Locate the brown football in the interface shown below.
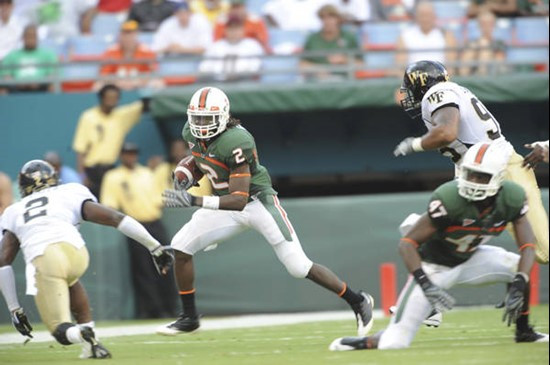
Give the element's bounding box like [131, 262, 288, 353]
[174, 155, 204, 187]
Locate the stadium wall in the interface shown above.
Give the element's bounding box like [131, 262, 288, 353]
[1, 190, 548, 323]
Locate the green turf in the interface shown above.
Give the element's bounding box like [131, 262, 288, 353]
[0, 305, 548, 365]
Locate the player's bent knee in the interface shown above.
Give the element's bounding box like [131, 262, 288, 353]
[52, 322, 74, 345]
[282, 251, 313, 278]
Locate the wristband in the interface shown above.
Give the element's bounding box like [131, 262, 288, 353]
[202, 196, 220, 210]
[412, 268, 431, 288]
[412, 137, 424, 152]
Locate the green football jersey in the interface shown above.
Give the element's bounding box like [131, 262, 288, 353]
[182, 122, 276, 198]
[420, 180, 528, 267]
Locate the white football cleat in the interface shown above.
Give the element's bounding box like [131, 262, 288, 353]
[423, 309, 442, 328]
[329, 337, 369, 351]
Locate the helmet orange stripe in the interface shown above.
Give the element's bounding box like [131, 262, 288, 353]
[198, 87, 211, 109]
[474, 143, 490, 164]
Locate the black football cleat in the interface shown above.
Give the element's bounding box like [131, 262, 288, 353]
[351, 291, 374, 336]
[80, 326, 112, 359]
[515, 327, 549, 343]
[156, 314, 200, 336]
[329, 336, 369, 351]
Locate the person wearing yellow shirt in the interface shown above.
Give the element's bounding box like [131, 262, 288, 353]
[72, 84, 147, 198]
[191, 0, 230, 25]
[153, 139, 212, 197]
[100, 142, 177, 318]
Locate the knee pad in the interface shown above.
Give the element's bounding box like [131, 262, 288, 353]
[274, 241, 313, 278]
[52, 322, 74, 345]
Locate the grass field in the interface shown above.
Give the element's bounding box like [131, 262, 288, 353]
[0, 305, 548, 365]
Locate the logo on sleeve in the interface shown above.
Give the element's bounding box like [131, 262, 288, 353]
[462, 218, 475, 226]
[188, 142, 195, 149]
[427, 91, 445, 104]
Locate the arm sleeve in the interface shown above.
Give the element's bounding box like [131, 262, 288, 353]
[0, 266, 21, 312]
[423, 88, 461, 117]
[224, 132, 256, 170]
[64, 184, 97, 221]
[426, 193, 452, 229]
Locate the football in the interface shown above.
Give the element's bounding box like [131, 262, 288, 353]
[173, 155, 204, 190]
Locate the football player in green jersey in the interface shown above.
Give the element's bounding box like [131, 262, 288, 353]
[156, 87, 374, 336]
[330, 141, 548, 351]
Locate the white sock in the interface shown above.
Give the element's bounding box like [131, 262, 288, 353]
[66, 325, 84, 344]
[79, 321, 95, 329]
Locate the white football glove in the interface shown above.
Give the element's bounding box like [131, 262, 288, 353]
[162, 189, 195, 208]
[393, 137, 416, 157]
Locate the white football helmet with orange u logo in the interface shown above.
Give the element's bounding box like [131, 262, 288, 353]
[187, 87, 230, 139]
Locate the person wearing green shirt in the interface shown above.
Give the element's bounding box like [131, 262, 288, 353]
[299, 4, 363, 81]
[1, 24, 58, 93]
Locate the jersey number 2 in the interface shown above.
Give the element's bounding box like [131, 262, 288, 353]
[23, 197, 49, 223]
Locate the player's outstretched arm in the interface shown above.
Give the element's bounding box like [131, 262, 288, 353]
[81, 201, 174, 274]
[398, 214, 455, 312]
[522, 140, 549, 168]
[393, 106, 460, 157]
[0, 232, 33, 338]
[164, 164, 251, 211]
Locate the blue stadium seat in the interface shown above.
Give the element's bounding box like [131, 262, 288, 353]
[246, 0, 266, 16]
[432, 1, 467, 21]
[269, 29, 309, 53]
[41, 38, 69, 59]
[466, 18, 513, 43]
[70, 36, 110, 58]
[91, 13, 124, 38]
[444, 22, 465, 45]
[260, 55, 299, 83]
[363, 51, 394, 69]
[138, 32, 154, 47]
[62, 63, 99, 80]
[515, 17, 549, 44]
[158, 59, 199, 76]
[361, 22, 404, 47]
[507, 48, 548, 64]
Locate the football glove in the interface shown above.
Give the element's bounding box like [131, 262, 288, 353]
[162, 189, 196, 208]
[150, 246, 175, 275]
[11, 308, 33, 338]
[393, 137, 416, 157]
[502, 273, 527, 327]
[421, 282, 455, 312]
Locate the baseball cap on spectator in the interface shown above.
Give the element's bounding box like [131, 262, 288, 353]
[175, 1, 190, 11]
[121, 142, 140, 153]
[317, 4, 342, 20]
[226, 14, 244, 27]
[121, 20, 139, 32]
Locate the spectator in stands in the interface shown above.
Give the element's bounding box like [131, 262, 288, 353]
[262, 0, 325, 31]
[152, 2, 212, 55]
[72, 84, 147, 198]
[43, 151, 83, 185]
[459, 10, 507, 76]
[101, 142, 178, 319]
[0, 172, 14, 217]
[0, 24, 58, 94]
[467, 0, 519, 17]
[199, 14, 264, 81]
[214, 0, 270, 52]
[0, 0, 25, 61]
[152, 139, 212, 197]
[97, 20, 163, 90]
[395, 1, 457, 71]
[27, 0, 98, 39]
[517, 0, 549, 15]
[370, 0, 415, 21]
[191, 0, 230, 26]
[332, 0, 371, 25]
[299, 5, 363, 81]
[128, 0, 178, 32]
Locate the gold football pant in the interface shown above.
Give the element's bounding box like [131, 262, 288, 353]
[32, 242, 89, 332]
[505, 152, 549, 264]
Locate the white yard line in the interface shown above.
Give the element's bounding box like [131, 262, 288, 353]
[0, 310, 382, 345]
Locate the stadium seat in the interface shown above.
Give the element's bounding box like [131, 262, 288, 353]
[260, 55, 299, 83]
[507, 48, 549, 64]
[432, 1, 467, 21]
[138, 32, 154, 47]
[444, 22, 465, 46]
[61, 62, 99, 92]
[158, 59, 198, 85]
[466, 18, 513, 43]
[363, 51, 394, 70]
[514, 17, 549, 44]
[269, 29, 309, 54]
[41, 38, 69, 60]
[361, 22, 405, 49]
[91, 13, 125, 38]
[70, 36, 110, 61]
[246, 0, 266, 16]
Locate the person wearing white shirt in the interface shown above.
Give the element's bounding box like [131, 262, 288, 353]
[152, 2, 212, 55]
[0, 0, 25, 61]
[199, 15, 263, 81]
[262, 0, 328, 31]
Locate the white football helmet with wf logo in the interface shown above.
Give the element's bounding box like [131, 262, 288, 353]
[188, 87, 230, 139]
[458, 141, 512, 201]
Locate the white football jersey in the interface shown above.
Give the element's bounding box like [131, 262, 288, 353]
[421, 81, 507, 165]
[1, 183, 96, 264]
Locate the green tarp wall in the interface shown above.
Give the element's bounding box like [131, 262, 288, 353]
[1, 190, 548, 323]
